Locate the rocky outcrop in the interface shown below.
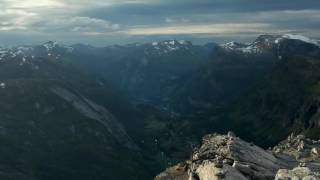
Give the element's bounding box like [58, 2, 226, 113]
[275, 167, 320, 180]
[155, 132, 320, 180]
[273, 134, 320, 164]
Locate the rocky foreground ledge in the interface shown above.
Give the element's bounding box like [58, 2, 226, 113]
[155, 132, 320, 180]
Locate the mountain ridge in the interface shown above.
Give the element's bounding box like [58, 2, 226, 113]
[0, 33, 320, 179]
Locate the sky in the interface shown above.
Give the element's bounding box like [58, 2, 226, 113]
[0, 0, 320, 46]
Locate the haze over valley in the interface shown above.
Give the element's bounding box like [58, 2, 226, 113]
[0, 0, 320, 180]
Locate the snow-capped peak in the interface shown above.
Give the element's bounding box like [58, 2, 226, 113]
[223, 41, 246, 50]
[280, 34, 320, 47]
[0, 41, 75, 64]
[43, 41, 59, 51]
[147, 40, 192, 55]
[221, 34, 320, 54]
[222, 41, 261, 54]
[42, 41, 74, 53]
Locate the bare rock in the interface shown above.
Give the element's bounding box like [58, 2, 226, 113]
[275, 167, 320, 180]
[273, 133, 320, 163]
[311, 148, 320, 156]
[155, 133, 320, 180]
[155, 163, 189, 180]
[196, 162, 247, 180]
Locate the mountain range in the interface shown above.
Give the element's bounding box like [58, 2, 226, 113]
[0, 34, 320, 179]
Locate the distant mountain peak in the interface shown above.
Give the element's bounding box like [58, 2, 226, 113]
[255, 34, 320, 47]
[222, 34, 320, 55]
[147, 40, 192, 55]
[222, 41, 261, 54]
[151, 40, 192, 46]
[43, 41, 59, 51]
[42, 41, 74, 53]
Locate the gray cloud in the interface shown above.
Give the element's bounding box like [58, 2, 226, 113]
[0, 0, 319, 46]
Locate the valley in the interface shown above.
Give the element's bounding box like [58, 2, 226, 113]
[0, 34, 319, 179]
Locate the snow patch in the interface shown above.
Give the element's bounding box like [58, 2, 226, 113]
[43, 41, 58, 51]
[0, 83, 6, 89]
[169, 40, 175, 45]
[178, 40, 188, 45]
[222, 34, 320, 54]
[282, 34, 319, 47]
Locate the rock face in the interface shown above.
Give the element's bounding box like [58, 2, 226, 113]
[155, 133, 320, 180]
[50, 86, 138, 150]
[275, 167, 320, 180]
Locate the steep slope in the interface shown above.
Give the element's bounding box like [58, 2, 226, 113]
[224, 35, 320, 146]
[0, 40, 221, 179]
[153, 34, 320, 113]
[161, 34, 320, 151]
[168, 43, 275, 113]
[0, 51, 155, 180]
[228, 55, 320, 146]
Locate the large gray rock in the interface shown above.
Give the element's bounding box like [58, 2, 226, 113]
[155, 133, 320, 180]
[275, 167, 320, 180]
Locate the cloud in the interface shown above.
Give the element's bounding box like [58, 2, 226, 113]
[124, 23, 273, 35]
[0, 9, 38, 30]
[165, 17, 189, 23]
[34, 16, 120, 33]
[3, 0, 64, 8]
[0, 0, 121, 34]
[0, 0, 153, 9]
[0, 11, 119, 35]
[0, 0, 319, 45]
